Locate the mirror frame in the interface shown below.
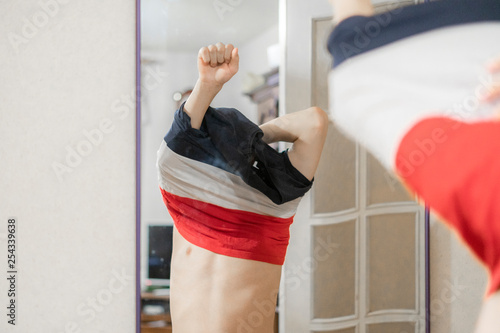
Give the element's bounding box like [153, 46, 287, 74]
[136, 1, 142, 333]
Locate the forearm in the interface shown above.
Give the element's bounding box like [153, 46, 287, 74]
[260, 107, 328, 181]
[183, 80, 222, 129]
[259, 117, 298, 144]
[259, 107, 327, 144]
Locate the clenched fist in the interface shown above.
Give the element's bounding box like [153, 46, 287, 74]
[198, 42, 239, 88]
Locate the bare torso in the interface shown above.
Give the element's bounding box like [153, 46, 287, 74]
[170, 226, 282, 333]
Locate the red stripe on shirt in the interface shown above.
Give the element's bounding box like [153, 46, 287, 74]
[395, 117, 500, 296]
[160, 188, 294, 265]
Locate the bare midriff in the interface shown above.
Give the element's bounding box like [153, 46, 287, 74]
[170, 226, 282, 333]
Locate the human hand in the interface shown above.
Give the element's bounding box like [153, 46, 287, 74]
[483, 57, 500, 115]
[197, 42, 239, 89]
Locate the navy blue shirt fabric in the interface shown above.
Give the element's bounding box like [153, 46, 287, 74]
[328, 0, 500, 68]
[164, 103, 313, 205]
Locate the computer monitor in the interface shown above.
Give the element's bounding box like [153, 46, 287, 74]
[147, 225, 173, 287]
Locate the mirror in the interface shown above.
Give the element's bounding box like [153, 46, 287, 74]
[139, 0, 279, 331]
[138, 1, 435, 332]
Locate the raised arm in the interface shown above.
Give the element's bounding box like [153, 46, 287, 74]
[184, 42, 239, 129]
[259, 107, 329, 181]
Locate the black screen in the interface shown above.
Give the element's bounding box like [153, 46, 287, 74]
[148, 225, 173, 280]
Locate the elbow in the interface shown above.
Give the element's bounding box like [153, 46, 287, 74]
[307, 106, 329, 136]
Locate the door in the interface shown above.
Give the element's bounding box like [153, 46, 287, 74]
[280, 1, 427, 332]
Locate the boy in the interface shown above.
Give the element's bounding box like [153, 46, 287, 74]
[157, 42, 328, 332]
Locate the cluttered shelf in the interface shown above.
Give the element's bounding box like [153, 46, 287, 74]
[141, 292, 171, 333]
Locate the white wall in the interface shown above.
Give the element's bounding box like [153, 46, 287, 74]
[0, 1, 136, 332]
[429, 215, 487, 333]
[140, 23, 279, 287]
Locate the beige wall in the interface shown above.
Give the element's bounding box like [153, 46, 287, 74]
[0, 1, 136, 332]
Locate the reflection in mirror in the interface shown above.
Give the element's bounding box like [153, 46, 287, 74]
[140, 1, 279, 331]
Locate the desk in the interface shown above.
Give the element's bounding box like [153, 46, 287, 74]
[141, 292, 172, 333]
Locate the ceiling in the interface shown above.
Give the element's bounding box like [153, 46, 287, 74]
[141, 0, 279, 52]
